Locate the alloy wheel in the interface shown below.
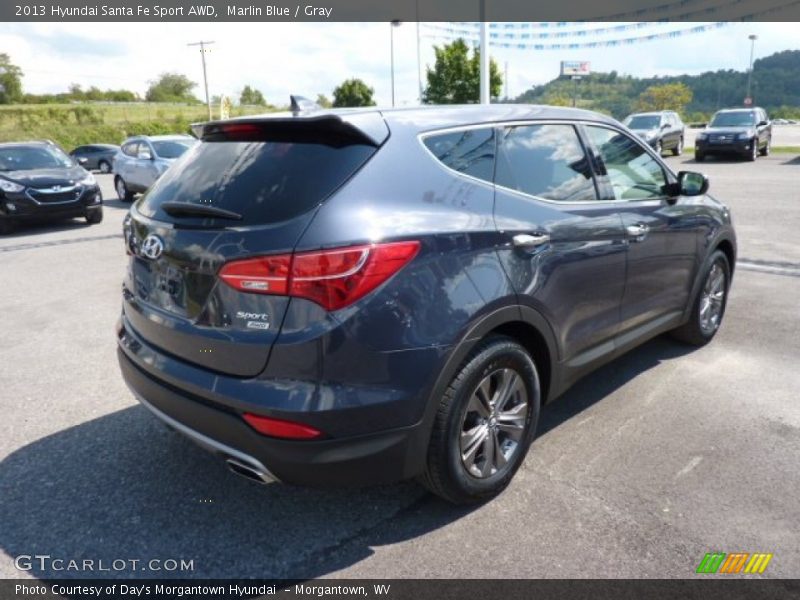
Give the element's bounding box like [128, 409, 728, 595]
[116, 178, 126, 200]
[459, 368, 529, 479]
[699, 262, 726, 334]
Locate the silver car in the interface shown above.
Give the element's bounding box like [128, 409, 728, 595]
[113, 134, 197, 201]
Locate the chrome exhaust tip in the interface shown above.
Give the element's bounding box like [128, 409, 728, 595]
[225, 457, 273, 484]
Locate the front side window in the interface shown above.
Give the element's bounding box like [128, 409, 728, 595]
[137, 144, 153, 159]
[585, 126, 667, 201]
[122, 142, 139, 157]
[495, 123, 596, 202]
[423, 128, 496, 183]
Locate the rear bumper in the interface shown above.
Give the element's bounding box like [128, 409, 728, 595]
[116, 318, 431, 486]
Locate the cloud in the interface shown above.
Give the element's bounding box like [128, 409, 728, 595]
[0, 22, 796, 104]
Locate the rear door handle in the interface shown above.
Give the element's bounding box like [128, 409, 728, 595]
[626, 223, 650, 242]
[512, 233, 550, 250]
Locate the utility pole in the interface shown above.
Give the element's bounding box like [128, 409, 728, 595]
[416, 0, 422, 103]
[390, 21, 402, 107]
[187, 40, 215, 120]
[479, 0, 489, 104]
[504, 61, 509, 101]
[745, 34, 757, 105]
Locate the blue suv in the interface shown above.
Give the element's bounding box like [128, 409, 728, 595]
[117, 105, 736, 504]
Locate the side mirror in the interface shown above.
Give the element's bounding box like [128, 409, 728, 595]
[677, 171, 709, 197]
[661, 123, 670, 130]
[757, 120, 769, 127]
[138, 151, 152, 161]
[77, 157, 88, 166]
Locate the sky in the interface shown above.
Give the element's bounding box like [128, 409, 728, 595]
[0, 22, 797, 106]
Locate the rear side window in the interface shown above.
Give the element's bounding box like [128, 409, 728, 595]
[423, 128, 495, 183]
[495, 124, 596, 202]
[137, 140, 376, 226]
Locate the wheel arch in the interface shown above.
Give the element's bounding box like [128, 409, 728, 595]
[405, 304, 560, 478]
[715, 237, 736, 276]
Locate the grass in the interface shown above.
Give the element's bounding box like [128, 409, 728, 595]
[0, 102, 277, 150]
[684, 146, 800, 154]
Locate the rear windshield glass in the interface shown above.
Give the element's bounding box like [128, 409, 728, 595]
[152, 139, 196, 159]
[137, 140, 375, 226]
[625, 115, 660, 130]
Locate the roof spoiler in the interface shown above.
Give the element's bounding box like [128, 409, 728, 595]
[191, 112, 389, 148]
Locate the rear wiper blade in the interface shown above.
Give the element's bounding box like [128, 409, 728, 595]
[160, 201, 242, 221]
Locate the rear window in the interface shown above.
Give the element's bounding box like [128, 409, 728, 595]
[152, 139, 196, 159]
[137, 139, 376, 226]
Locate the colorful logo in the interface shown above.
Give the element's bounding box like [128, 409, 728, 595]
[696, 552, 773, 574]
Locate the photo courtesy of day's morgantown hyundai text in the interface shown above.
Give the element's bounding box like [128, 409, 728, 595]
[117, 102, 736, 504]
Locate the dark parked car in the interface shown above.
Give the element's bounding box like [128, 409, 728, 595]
[623, 111, 685, 156]
[69, 144, 119, 173]
[118, 105, 736, 504]
[0, 141, 102, 234]
[695, 107, 772, 161]
[113, 134, 197, 201]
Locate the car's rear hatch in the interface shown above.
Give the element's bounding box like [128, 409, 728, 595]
[122, 112, 388, 377]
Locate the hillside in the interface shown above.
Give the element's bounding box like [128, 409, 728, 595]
[513, 50, 800, 120]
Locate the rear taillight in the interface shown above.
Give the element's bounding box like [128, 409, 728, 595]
[218, 241, 420, 311]
[219, 255, 291, 294]
[242, 413, 323, 440]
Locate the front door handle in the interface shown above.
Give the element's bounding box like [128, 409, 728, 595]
[512, 233, 550, 250]
[626, 223, 650, 242]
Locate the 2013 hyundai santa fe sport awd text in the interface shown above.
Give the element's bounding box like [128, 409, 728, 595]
[117, 104, 736, 504]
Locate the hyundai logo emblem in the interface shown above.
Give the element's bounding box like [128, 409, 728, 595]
[140, 234, 165, 260]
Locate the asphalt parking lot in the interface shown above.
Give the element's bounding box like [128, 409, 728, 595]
[1, 155, 799, 579]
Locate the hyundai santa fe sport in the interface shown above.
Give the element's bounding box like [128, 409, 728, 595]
[117, 104, 736, 504]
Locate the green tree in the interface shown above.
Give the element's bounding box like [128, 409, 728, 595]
[316, 93, 332, 108]
[239, 84, 266, 105]
[636, 82, 693, 113]
[145, 72, 197, 103]
[332, 78, 375, 107]
[423, 39, 502, 104]
[0, 53, 24, 104]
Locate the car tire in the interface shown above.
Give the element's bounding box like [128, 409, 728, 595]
[746, 139, 758, 161]
[98, 160, 111, 174]
[420, 336, 541, 505]
[760, 137, 770, 156]
[694, 151, 705, 162]
[0, 218, 15, 235]
[115, 176, 134, 202]
[85, 207, 103, 224]
[672, 137, 683, 156]
[670, 250, 731, 347]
